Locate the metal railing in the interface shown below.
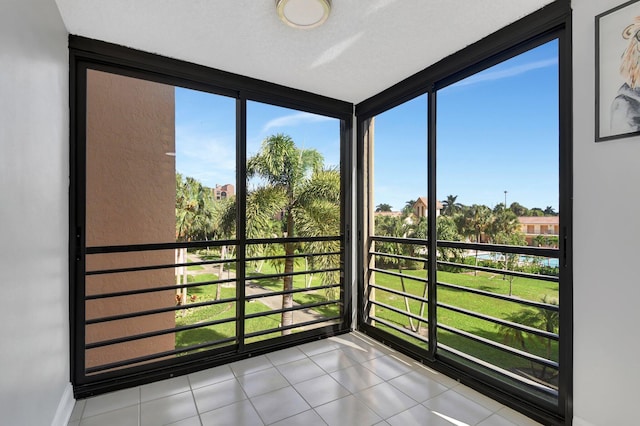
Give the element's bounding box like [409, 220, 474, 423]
[365, 235, 560, 392]
[81, 236, 344, 376]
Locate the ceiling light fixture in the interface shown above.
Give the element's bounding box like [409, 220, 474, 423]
[276, 0, 331, 29]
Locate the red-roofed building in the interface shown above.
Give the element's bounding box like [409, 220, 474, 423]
[413, 197, 443, 218]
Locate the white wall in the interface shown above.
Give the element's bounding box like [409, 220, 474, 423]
[572, 1, 640, 425]
[0, 0, 71, 425]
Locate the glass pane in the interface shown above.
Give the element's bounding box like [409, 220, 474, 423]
[246, 101, 341, 239]
[175, 87, 237, 242]
[372, 95, 428, 228]
[435, 40, 559, 393]
[85, 70, 237, 373]
[365, 94, 429, 348]
[437, 40, 559, 244]
[244, 101, 342, 339]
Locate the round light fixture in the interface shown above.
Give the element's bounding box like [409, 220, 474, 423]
[276, 0, 331, 29]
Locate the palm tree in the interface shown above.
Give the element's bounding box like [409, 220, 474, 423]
[295, 168, 341, 296]
[436, 215, 463, 263]
[508, 202, 528, 217]
[466, 205, 492, 244]
[488, 208, 519, 240]
[402, 199, 416, 217]
[375, 203, 392, 212]
[176, 174, 207, 242]
[497, 308, 539, 373]
[175, 174, 210, 305]
[497, 295, 559, 380]
[241, 134, 339, 335]
[463, 204, 492, 275]
[373, 215, 403, 266]
[441, 194, 461, 216]
[543, 206, 557, 216]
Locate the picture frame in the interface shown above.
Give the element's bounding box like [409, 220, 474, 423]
[596, 0, 640, 141]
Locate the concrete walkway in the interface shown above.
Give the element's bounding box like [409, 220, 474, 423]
[187, 253, 328, 328]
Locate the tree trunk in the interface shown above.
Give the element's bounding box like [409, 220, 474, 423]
[281, 211, 295, 335]
[396, 242, 416, 332]
[217, 246, 225, 301]
[474, 249, 479, 276]
[474, 231, 480, 276]
[181, 248, 188, 306]
[399, 264, 417, 332]
[417, 269, 429, 333]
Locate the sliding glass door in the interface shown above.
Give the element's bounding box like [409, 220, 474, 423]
[70, 42, 352, 395]
[358, 29, 571, 423]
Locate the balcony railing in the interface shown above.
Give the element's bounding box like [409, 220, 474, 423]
[80, 236, 344, 379]
[365, 235, 560, 395]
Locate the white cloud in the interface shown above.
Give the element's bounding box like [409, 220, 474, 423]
[261, 111, 334, 133]
[454, 58, 558, 87]
[175, 124, 236, 186]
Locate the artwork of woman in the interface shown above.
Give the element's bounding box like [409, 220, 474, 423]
[611, 17, 640, 133]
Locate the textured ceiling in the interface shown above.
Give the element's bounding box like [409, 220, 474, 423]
[54, 0, 555, 103]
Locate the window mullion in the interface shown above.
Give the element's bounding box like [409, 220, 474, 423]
[236, 95, 247, 351]
[427, 87, 438, 359]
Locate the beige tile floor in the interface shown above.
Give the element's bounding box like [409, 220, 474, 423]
[67, 332, 542, 426]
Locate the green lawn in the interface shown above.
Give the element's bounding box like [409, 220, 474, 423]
[175, 259, 339, 351]
[175, 286, 282, 351]
[175, 255, 557, 386]
[370, 267, 559, 386]
[246, 259, 341, 318]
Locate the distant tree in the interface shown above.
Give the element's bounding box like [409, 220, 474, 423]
[465, 204, 492, 244]
[533, 234, 547, 247]
[176, 174, 208, 242]
[441, 194, 462, 216]
[509, 202, 528, 217]
[402, 199, 416, 217]
[547, 235, 559, 248]
[493, 202, 506, 213]
[492, 231, 527, 296]
[529, 207, 544, 217]
[453, 206, 469, 239]
[463, 205, 493, 275]
[374, 215, 408, 268]
[543, 206, 557, 216]
[436, 216, 464, 262]
[488, 208, 520, 241]
[375, 203, 393, 212]
[533, 234, 559, 249]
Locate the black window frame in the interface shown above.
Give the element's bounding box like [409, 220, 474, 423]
[355, 3, 572, 425]
[69, 35, 353, 398]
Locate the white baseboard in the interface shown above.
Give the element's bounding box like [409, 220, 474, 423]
[51, 383, 74, 426]
[573, 416, 598, 426]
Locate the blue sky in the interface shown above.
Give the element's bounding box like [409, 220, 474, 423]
[175, 39, 559, 212]
[374, 39, 559, 212]
[175, 94, 340, 190]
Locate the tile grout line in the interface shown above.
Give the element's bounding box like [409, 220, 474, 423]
[138, 386, 141, 426]
[70, 334, 537, 426]
[263, 349, 332, 426]
[186, 374, 204, 426]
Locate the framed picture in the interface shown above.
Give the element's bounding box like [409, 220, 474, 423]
[596, 0, 640, 141]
